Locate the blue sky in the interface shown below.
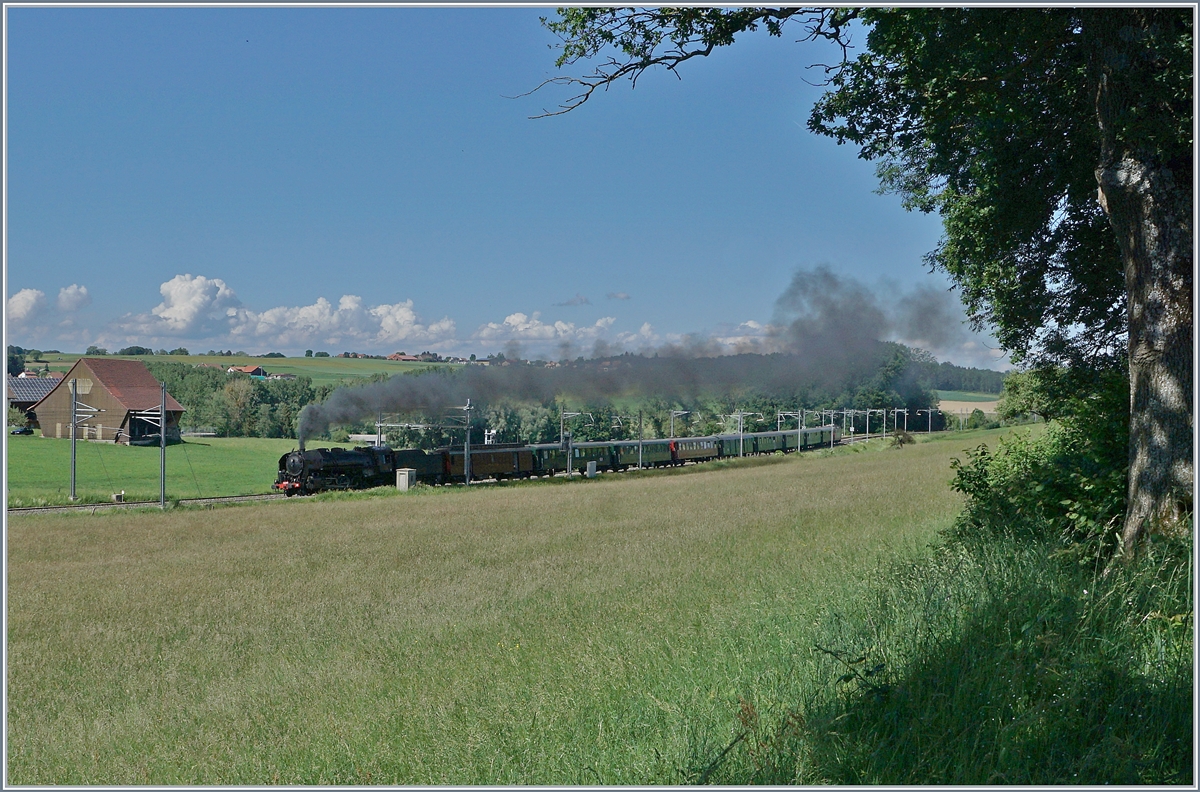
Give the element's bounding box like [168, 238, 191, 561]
[5, 6, 1010, 369]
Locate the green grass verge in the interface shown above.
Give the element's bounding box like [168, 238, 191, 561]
[8, 430, 993, 784]
[705, 532, 1193, 785]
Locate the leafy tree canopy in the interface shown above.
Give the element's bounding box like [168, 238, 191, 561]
[538, 7, 1192, 549]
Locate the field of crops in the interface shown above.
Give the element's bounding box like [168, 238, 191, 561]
[7, 428, 1019, 784]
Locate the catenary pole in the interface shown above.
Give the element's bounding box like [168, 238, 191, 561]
[69, 378, 77, 501]
[638, 410, 644, 469]
[160, 380, 167, 509]
[463, 399, 472, 485]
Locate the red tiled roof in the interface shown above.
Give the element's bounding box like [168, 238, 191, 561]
[34, 358, 184, 413]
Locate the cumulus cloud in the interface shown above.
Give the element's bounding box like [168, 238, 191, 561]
[554, 293, 591, 307]
[7, 289, 46, 326]
[105, 273, 455, 351]
[606, 292, 631, 300]
[474, 312, 615, 343]
[228, 295, 456, 347]
[57, 284, 92, 312]
[113, 273, 241, 338]
[615, 321, 658, 345]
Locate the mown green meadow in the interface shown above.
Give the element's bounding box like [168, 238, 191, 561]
[8, 431, 992, 784]
[5, 435, 355, 507]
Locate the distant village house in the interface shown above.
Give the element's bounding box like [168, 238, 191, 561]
[227, 364, 266, 377]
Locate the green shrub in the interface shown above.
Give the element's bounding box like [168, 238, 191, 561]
[949, 369, 1128, 556]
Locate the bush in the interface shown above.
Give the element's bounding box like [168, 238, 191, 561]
[949, 367, 1128, 556]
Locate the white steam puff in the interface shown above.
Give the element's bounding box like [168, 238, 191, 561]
[7, 289, 47, 326]
[57, 284, 92, 312]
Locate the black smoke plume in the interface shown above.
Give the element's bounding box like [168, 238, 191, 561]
[295, 266, 975, 443]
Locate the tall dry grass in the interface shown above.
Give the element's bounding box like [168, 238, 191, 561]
[8, 433, 991, 784]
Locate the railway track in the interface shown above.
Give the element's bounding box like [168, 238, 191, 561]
[8, 492, 287, 516]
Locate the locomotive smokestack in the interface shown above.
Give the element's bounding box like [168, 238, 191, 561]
[299, 438, 305, 452]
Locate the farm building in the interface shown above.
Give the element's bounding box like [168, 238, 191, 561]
[227, 364, 266, 376]
[30, 358, 184, 444]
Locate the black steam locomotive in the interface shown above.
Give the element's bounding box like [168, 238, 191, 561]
[274, 425, 840, 495]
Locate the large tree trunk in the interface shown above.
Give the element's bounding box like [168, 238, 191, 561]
[1095, 154, 1193, 552]
[1092, 10, 1194, 551]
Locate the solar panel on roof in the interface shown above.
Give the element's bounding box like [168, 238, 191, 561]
[7, 377, 58, 402]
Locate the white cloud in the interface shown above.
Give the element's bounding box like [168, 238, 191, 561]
[614, 321, 660, 348]
[105, 274, 456, 351]
[229, 295, 456, 347]
[112, 274, 241, 338]
[153, 273, 240, 332]
[57, 284, 92, 312]
[474, 312, 615, 343]
[7, 289, 46, 326]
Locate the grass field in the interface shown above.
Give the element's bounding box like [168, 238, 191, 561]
[6, 429, 1017, 784]
[934, 389, 1002, 402]
[5, 435, 360, 507]
[28, 353, 442, 386]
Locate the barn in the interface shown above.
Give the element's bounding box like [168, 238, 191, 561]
[30, 358, 184, 444]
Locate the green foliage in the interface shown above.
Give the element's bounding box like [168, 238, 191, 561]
[84, 345, 107, 356]
[146, 361, 331, 439]
[117, 346, 154, 356]
[8, 347, 25, 376]
[314, 351, 330, 357]
[809, 8, 1191, 370]
[9, 405, 29, 427]
[950, 368, 1129, 553]
[168, 347, 190, 356]
[919, 359, 1006, 393]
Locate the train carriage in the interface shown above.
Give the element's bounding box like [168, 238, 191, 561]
[673, 437, 720, 464]
[568, 441, 618, 474]
[443, 443, 535, 483]
[614, 439, 672, 469]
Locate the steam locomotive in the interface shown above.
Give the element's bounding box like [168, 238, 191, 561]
[274, 425, 840, 495]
